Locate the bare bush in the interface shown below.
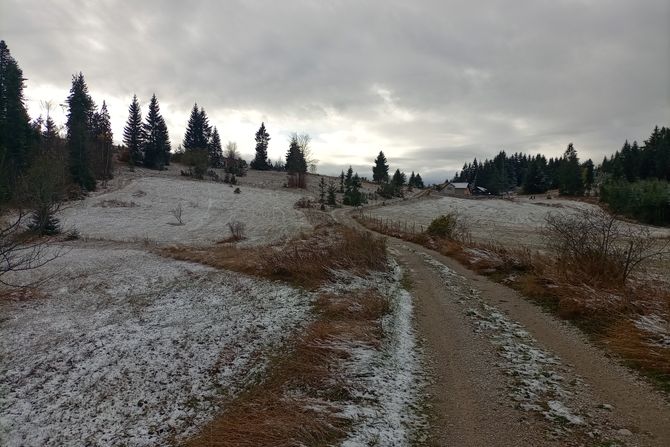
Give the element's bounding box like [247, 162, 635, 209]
[227, 220, 246, 241]
[543, 208, 668, 284]
[0, 210, 61, 287]
[171, 203, 184, 225]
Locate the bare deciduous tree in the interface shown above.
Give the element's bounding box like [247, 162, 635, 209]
[224, 141, 240, 160]
[290, 132, 318, 173]
[227, 220, 246, 241]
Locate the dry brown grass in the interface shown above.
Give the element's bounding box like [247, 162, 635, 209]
[163, 224, 387, 290]
[185, 289, 391, 446]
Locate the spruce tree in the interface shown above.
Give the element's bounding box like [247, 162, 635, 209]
[318, 177, 326, 210]
[66, 73, 96, 191]
[558, 143, 584, 196]
[414, 173, 424, 189]
[285, 135, 307, 173]
[250, 122, 271, 170]
[92, 101, 113, 180]
[408, 171, 416, 188]
[0, 40, 34, 200]
[327, 182, 337, 205]
[339, 170, 345, 193]
[183, 103, 211, 151]
[123, 95, 143, 166]
[208, 126, 223, 168]
[142, 94, 170, 169]
[391, 169, 406, 187]
[372, 150, 389, 183]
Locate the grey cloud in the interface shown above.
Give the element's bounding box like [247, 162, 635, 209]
[3, 0, 669, 178]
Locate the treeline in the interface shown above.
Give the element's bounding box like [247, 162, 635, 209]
[600, 126, 670, 225]
[0, 40, 115, 236]
[453, 144, 594, 196]
[371, 150, 424, 199]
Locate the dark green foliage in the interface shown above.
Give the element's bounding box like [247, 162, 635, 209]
[582, 159, 595, 192]
[523, 155, 550, 194]
[327, 181, 337, 206]
[414, 173, 424, 189]
[181, 149, 208, 179]
[0, 40, 34, 201]
[558, 143, 584, 196]
[426, 214, 459, 239]
[372, 150, 389, 183]
[25, 153, 67, 236]
[285, 135, 307, 173]
[66, 73, 96, 191]
[601, 179, 670, 226]
[183, 103, 211, 153]
[92, 101, 113, 180]
[339, 170, 345, 193]
[343, 167, 366, 206]
[250, 122, 271, 170]
[142, 94, 170, 170]
[391, 169, 406, 187]
[453, 152, 526, 195]
[123, 95, 143, 166]
[208, 127, 223, 168]
[601, 126, 670, 182]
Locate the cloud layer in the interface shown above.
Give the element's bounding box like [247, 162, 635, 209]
[5, 0, 669, 183]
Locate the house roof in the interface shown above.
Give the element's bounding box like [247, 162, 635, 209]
[449, 182, 470, 189]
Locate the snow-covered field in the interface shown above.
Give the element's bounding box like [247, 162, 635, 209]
[0, 247, 310, 446]
[367, 195, 670, 249]
[60, 176, 311, 246]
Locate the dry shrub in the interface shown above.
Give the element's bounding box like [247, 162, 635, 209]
[227, 220, 246, 241]
[543, 208, 669, 285]
[426, 212, 469, 241]
[261, 227, 386, 289]
[162, 244, 260, 276]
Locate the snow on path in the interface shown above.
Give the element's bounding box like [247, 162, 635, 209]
[325, 261, 428, 446]
[59, 176, 311, 246]
[0, 247, 310, 446]
[417, 252, 587, 431]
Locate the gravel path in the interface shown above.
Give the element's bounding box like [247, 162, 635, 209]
[334, 208, 670, 446]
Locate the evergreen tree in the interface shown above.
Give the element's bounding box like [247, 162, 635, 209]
[123, 95, 143, 166]
[343, 169, 365, 206]
[391, 169, 406, 187]
[414, 173, 424, 189]
[0, 40, 34, 200]
[327, 181, 337, 206]
[208, 126, 223, 168]
[558, 143, 584, 196]
[92, 101, 113, 180]
[183, 103, 211, 151]
[339, 170, 345, 193]
[372, 150, 389, 183]
[142, 94, 170, 169]
[285, 135, 307, 173]
[582, 159, 595, 192]
[66, 72, 96, 191]
[250, 122, 271, 170]
[318, 177, 326, 210]
[408, 171, 416, 188]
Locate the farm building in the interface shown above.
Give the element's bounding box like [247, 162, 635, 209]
[438, 182, 472, 196]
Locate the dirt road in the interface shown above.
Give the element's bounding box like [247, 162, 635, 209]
[334, 208, 670, 446]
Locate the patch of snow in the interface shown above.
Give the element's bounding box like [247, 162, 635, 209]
[0, 247, 310, 446]
[324, 261, 428, 446]
[59, 177, 311, 246]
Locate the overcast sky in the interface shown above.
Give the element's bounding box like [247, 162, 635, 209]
[3, 0, 669, 183]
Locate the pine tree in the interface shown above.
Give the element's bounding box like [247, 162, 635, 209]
[92, 101, 113, 180]
[250, 122, 271, 170]
[66, 72, 96, 191]
[582, 159, 595, 192]
[208, 126, 223, 168]
[0, 40, 34, 200]
[183, 103, 211, 151]
[339, 170, 345, 193]
[142, 94, 170, 169]
[123, 95, 143, 166]
[391, 169, 406, 187]
[285, 135, 307, 173]
[372, 150, 389, 183]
